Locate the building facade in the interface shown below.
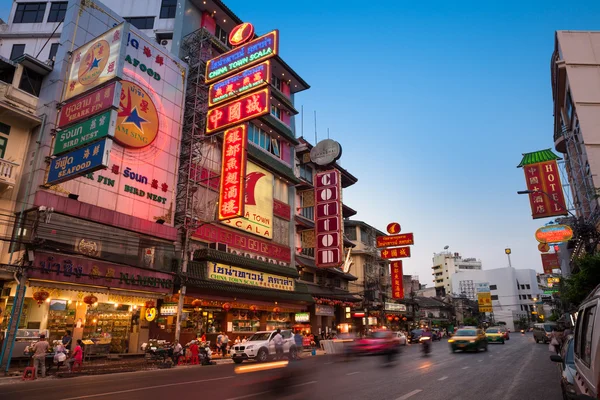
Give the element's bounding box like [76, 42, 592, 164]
[432, 251, 482, 294]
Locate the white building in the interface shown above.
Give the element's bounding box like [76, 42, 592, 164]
[0, 0, 179, 64]
[450, 267, 543, 331]
[432, 251, 482, 294]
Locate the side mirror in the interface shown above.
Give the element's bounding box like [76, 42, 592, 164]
[550, 355, 563, 363]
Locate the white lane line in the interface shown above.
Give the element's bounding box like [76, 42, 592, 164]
[292, 380, 317, 388]
[462, 366, 469, 370]
[438, 376, 448, 381]
[60, 376, 234, 400]
[478, 359, 483, 362]
[346, 371, 360, 376]
[225, 391, 271, 400]
[396, 389, 423, 400]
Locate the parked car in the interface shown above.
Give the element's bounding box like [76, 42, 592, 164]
[353, 330, 400, 355]
[393, 331, 407, 346]
[485, 327, 505, 344]
[572, 284, 600, 398]
[533, 322, 558, 344]
[230, 330, 298, 364]
[448, 328, 488, 353]
[550, 335, 577, 399]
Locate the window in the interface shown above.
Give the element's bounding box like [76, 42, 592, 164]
[489, 285, 497, 290]
[520, 305, 524, 311]
[215, 24, 228, 44]
[272, 74, 282, 91]
[299, 164, 313, 183]
[346, 227, 357, 241]
[0, 122, 10, 136]
[18, 67, 43, 96]
[300, 271, 314, 283]
[248, 124, 281, 158]
[360, 228, 369, 244]
[13, 2, 46, 23]
[10, 44, 25, 61]
[520, 285, 525, 290]
[527, 294, 532, 299]
[124, 17, 155, 30]
[566, 90, 573, 121]
[491, 295, 498, 300]
[577, 305, 596, 366]
[525, 284, 530, 289]
[0, 137, 6, 159]
[274, 178, 288, 203]
[48, 43, 59, 61]
[159, 0, 176, 18]
[271, 105, 281, 119]
[47, 2, 67, 22]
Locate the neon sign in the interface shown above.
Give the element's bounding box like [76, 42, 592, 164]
[205, 31, 279, 83]
[208, 61, 270, 107]
[229, 23, 255, 47]
[314, 170, 343, 268]
[205, 88, 270, 134]
[218, 124, 247, 221]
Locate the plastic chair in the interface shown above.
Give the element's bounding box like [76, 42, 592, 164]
[22, 366, 36, 380]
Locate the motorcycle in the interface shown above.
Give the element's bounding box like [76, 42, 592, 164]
[420, 336, 431, 356]
[198, 341, 213, 365]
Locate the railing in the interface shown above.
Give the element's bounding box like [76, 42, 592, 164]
[0, 159, 18, 186]
[300, 206, 314, 221]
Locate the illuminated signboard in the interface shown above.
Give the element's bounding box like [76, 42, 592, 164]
[229, 23, 255, 47]
[391, 261, 403, 299]
[541, 253, 560, 274]
[522, 159, 568, 219]
[53, 110, 117, 156]
[380, 246, 411, 259]
[207, 263, 295, 291]
[206, 88, 270, 134]
[47, 138, 112, 185]
[218, 124, 248, 221]
[387, 222, 401, 234]
[114, 80, 160, 148]
[376, 233, 414, 248]
[208, 61, 270, 107]
[205, 31, 279, 83]
[535, 225, 573, 244]
[63, 24, 126, 102]
[315, 170, 343, 268]
[57, 82, 120, 128]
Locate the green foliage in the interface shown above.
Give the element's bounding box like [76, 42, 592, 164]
[548, 312, 560, 322]
[562, 254, 600, 307]
[516, 317, 529, 330]
[463, 317, 478, 326]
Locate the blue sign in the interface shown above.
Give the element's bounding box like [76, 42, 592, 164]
[47, 139, 111, 185]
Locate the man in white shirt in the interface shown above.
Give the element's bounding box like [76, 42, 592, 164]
[172, 340, 183, 364]
[273, 329, 284, 360]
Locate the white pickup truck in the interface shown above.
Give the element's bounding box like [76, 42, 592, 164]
[230, 330, 299, 364]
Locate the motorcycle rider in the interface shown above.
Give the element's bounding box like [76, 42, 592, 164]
[421, 327, 432, 355]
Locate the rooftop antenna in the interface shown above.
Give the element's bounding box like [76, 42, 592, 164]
[327, 128, 330, 139]
[301, 105, 304, 137]
[314, 110, 318, 144]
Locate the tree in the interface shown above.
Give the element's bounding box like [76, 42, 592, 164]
[463, 317, 478, 326]
[562, 254, 600, 307]
[516, 316, 529, 330]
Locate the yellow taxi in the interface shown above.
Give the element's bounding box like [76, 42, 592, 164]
[485, 327, 505, 344]
[449, 327, 488, 352]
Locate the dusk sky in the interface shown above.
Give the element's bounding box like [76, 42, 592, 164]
[2, 0, 600, 285]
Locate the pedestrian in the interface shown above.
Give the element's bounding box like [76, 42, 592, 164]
[172, 340, 183, 364]
[200, 332, 206, 342]
[216, 332, 223, 356]
[294, 331, 303, 350]
[67, 339, 83, 372]
[62, 330, 72, 351]
[221, 332, 229, 357]
[234, 336, 241, 344]
[273, 329, 284, 360]
[549, 329, 560, 354]
[32, 334, 50, 378]
[189, 340, 199, 362]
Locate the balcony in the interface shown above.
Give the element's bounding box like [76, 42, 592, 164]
[554, 125, 567, 154]
[0, 159, 18, 189]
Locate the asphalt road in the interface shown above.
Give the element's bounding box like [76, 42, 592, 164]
[0, 333, 563, 400]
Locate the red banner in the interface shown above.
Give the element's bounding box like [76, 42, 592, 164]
[206, 88, 270, 134]
[218, 124, 247, 220]
[315, 170, 343, 268]
[523, 160, 568, 219]
[381, 246, 411, 260]
[377, 233, 414, 248]
[57, 82, 119, 128]
[541, 253, 560, 274]
[391, 261, 404, 299]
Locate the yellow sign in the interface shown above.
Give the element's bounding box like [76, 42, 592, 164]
[477, 292, 493, 313]
[115, 80, 160, 148]
[208, 263, 295, 291]
[64, 24, 124, 101]
[145, 307, 157, 321]
[223, 162, 273, 238]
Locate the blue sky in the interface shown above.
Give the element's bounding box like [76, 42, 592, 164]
[1, 1, 599, 286]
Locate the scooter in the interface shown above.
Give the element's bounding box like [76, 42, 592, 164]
[199, 341, 213, 365]
[420, 337, 431, 356]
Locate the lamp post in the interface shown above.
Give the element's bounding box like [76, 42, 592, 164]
[505, 248, 512, 268]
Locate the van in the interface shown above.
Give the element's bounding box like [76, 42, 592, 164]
[573, 284, 600, 398]
[533, 322, 557, 344]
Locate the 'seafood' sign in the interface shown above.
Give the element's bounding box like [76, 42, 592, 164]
[376, 233, 414, 248]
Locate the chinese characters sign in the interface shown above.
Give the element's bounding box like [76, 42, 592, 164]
[381, 246, 411, 259]
[477, 292, 493, 312]
[209, 61, 270, 107]
[222, 162, 274, 238]
[47, 139, 112, 185]
[207, 263, 295, 291]
[206, 88, 270, 134]
[53, 110, 116, 156]
[391, 261, 404, 299]
[219, 125, 248, 221]
[206, 31, 279, 83]
[115, 80, 160, 148]
[57, 82, 120, 128]
[63, 24, 126, 102]
[314, 170, 343, 268]
[523, 160, 568, 219]
[541, 253, 560, 274]
[376, 233, 414, 248]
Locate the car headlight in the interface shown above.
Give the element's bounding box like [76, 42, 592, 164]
[246, 345, 254, 350]
[448, 339, 454, 343]
[469, 340, 476, 343]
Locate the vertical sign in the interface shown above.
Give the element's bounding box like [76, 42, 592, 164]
[523, 160, 568, 219]
[218, 124, 247, 220]
[315, 170, 342, 268]
[541, 253, 560, 274]
[391, 261, 404, 299]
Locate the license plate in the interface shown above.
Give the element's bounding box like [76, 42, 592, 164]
[458, 344, 465, 348]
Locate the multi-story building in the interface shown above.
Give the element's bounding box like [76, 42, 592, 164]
[450, 267, 543, 331]
[432, 251, 482, 295]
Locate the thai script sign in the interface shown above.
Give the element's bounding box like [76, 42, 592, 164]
[381, 246, 411, 260]
[391, 261, 403, 299]
[208, 61, 270, 107]
[57, 82, 120, 128]
[377, 233, 414, 248]
[314, 170, 343, 268]
[207, 263, 295, 291]
[206, 88, 270, 134]
[218, 125, 247, 220]
[315, 305, 334, 316]
[53, 110, 116, 156]
[47, 138, 111, 185]
[205, 30, 279, 83]
[535, 225, 573, 243]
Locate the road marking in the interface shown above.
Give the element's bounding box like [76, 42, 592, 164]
[396, 389, 423, 400]
[324, 361, 335, 365]
[478, 359, 483, 362]
[60, 376, 234, 400]
[225, 391, 271, 400]
[438, 376, 448, 381]
[462, 366, 469, 369]
[292, 380, 317, 388]
[346, 371, 360, 376]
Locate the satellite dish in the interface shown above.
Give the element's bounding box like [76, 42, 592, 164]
[444, 245, 449, 250]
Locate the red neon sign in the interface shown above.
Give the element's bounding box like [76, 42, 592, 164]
[218, 124, 247, 221]
[314, 170, 343, 268]
[229, 22, 255, 47]
[377, 233, 414, 248]
[206, 88, 270, 135]
[381, 246, 411, 260]
[208, 61, 270, 107]
[391, 261, 404, 299]
[523, 160, 568, 219]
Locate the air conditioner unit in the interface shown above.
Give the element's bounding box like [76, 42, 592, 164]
[160, 39, 172, 48]
[268, 258, 277, 264]
[257, 256, 267, 262]
[278, 261, 286, 266]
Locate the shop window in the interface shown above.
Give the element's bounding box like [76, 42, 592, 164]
[124, 16, 155, 30]
[47, 2, 67, 22]
[13, 2, 46, 23]
[215, 24, 228, 44]
[159, 0, 177, 18]
[19, 67, 43, 96]
[10, 44, 25, 61]
[346, 227, 357, 241]
[299, 164, 313, 183]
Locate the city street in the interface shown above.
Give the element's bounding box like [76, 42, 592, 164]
[0, 334, 563, 400]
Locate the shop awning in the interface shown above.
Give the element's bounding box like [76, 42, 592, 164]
[27, 279, 166, 299]
[305, 283, 361, 302]
[295, 256, 357, 281]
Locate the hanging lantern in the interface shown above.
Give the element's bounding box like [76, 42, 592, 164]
[402, 317, 407, 321]
[249, 305, 258, 312]
[222, 302, 231, 311]
[394, 316, 400, 321]
[387, 315, 394, 322]
[273, 306, 281, 314]
[191, 299, 202, 308]
[32, 291, 50, 306]
[328, 300, 335, 306]
[145, 300, 155, 309]
[83, 295, 98, 307]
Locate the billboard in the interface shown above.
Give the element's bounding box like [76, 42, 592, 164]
[57, 82, 121, 128]
[205, 31, 279, 83]
[63, 24, 126, 101]
[222, 162, 274, 238]
[541, 253, 560, 274]
[218, 125, 247, 221]
[47, 139, 112, 185]
[206, 88, 270, 134]
[535, 225, 573, 243]
[53, 110, 117, 156]
[391, 261, 404, 299]
[208, 61, 270, 107]
[314, 170, 343, 268]
[207, 263, 294, 291]
[477, 292, 493, 313]
[381, 246, 411, 259]
[522, 160, 568, 219]
[377, 233, 414, 248]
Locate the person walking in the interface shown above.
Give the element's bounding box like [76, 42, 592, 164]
[32, 334, 50, 378]
[67, 340, 83, 372]
[216, 332, 223, 356]
[273, 329, 284, 360]
[221, 333, 229, 357]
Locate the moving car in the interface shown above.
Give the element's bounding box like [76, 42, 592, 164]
[353, 330, 400, 355]
[572, 284, 600, 398]
[230, 330, 298, 364]
[408, 329, 424, 344]
[485, 327, 505, 344]
[550, 335, 577, 400]
[533, 322, 557, 344]
[499, 327, 510, 340]
[449, 328, 488, 352]
[393, 331, 407, 346]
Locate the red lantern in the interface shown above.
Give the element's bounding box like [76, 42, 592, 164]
[191, 299, 202, 308]
[387, 315, 394, 322]
[316, 299, 323, 305]
[273, 306, 281, 314]
[402, 317, 407, 321]
[83, 295, 98, 307]
[32, 291, 50, 306]
[145, 300, 155, 308]
[328, 300, 335, 306]
[249, 305, 258, 312]
[222, 302, 231, 311]
[394, 316, 400, 321]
